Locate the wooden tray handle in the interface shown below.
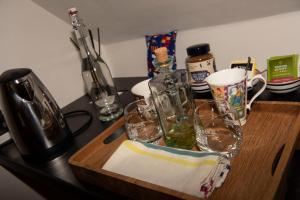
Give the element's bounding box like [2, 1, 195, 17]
[271, 144, 285, 176]
[98, 117, 126, 145]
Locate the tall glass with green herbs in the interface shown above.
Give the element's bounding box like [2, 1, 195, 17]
[149, 47, 196, 149]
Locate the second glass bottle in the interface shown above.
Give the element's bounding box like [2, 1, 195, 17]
[149, 47, 196, 149]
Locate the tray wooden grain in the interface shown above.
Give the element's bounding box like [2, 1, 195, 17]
[69, 100, 300, 200]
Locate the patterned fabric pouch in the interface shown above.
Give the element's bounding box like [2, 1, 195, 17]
[145, 31, 177, 78]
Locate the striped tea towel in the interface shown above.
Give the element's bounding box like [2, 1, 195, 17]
[102, 140, 230, 198]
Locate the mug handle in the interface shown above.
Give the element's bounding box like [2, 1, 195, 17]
[179, 87, 188, 106]
[246, 74, 267, 110]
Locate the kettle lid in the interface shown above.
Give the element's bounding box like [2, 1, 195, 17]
[0, 68, 32, 83]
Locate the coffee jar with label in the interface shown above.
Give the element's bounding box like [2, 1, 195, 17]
[186, 43, 216, 86]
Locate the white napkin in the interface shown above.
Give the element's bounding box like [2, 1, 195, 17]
[103, 140, 230, 198]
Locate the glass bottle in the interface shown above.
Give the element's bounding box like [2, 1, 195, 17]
[149, 47, 196, 149]
[69, 8, 123, 121]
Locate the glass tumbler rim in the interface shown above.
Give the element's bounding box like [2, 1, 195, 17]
[195, 100, 239, 121]
[195, 109, 241, 126]
[124, 99, 148, 115]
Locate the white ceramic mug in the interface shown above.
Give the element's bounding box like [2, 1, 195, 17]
[131, 78, 188, 106]
[205, 68, 266, 125]
[131, 79, 151, 104]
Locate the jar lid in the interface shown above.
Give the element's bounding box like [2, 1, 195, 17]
[186, 43, 210, 56]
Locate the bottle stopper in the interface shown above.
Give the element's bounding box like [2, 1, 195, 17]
[154, 47, 168, 63]
[68, 7, 78, 16]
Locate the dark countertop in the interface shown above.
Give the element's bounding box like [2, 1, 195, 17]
[0, 165, 44, 199]
[0, 77, 300, 199]
[0, 77, 147, 199]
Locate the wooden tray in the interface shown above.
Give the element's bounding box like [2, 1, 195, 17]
[69, 100, 300, 200]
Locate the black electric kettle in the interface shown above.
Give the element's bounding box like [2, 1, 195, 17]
[0, 68, 72, 160]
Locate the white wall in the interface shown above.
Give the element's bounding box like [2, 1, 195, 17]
[106, 11, 300, 77]
[0, 0, 111, 107]
[1, 0, 300, 107]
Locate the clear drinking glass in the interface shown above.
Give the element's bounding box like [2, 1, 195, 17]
[194, 100, 243, 158]
[124, 99, 162, 143]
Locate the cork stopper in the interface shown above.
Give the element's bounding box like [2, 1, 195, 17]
[154, 47, 168, 63]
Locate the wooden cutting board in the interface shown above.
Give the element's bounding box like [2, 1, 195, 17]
[69, 100, 300, 200]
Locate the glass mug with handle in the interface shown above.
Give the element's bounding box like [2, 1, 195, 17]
[205, 68, 266, 126]
[149, 69, 196, 150]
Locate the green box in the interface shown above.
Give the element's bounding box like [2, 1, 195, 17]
[267, 54, 299, 83]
